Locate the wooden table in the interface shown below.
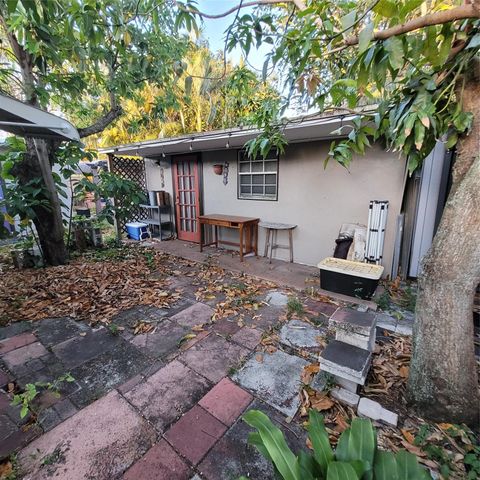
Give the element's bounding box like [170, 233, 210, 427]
[199, 214, 259, 262]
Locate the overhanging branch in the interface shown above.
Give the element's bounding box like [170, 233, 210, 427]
[343, 4, 480, 47]
[78, 106, 123, 138]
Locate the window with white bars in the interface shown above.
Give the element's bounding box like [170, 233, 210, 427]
[237, 150, 279, 200]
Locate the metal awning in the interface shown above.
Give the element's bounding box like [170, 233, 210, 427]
[0, 94, 79, 142]
[99, 113, 363, 157]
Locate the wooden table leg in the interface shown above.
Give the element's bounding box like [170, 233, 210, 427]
[215, 225, 218, 247]
[246, 223, 252, 254]
[254, 223, 258, 256]
[263, 228, 270, 257]
[239, 224, 244, 262]
[269, 229, 275, 263]
[289, 228, 294, 262]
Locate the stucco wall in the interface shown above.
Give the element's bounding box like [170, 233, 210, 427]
[144, 141, 406, 276]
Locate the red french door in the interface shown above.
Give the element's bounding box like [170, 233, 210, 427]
[172, 155, 201, 242]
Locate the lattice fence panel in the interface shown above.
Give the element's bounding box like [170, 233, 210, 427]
[109, 155, 147, 228]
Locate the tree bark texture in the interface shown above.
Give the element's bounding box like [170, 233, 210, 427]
[13, 139, 68, 266]
[407, 74, 480, 426]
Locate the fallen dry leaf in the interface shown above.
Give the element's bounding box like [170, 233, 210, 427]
[301, 364, 320, 385]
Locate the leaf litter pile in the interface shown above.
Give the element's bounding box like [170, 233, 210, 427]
[1, 245, 479, 479]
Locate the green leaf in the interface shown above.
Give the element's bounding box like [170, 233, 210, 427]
[414, 121, 425, 150]
[327, 461, 359, 480]
[358, 23, 374, 54]
[20, 404, 29, 419]
[340, 11, 356, 36]
[248, 432, 272, 461]
[373, 0, 397, 17]
[336, 418, 376, 468]
[308, 410, 334, 476]
[384, 37, 404, 70]
[374, 450, 399, 480]
[298, 451, 319, 480]
[396, 450, 430, 480]
[243, 410, 300, 480]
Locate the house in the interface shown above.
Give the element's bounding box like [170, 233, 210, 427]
[100, 113, 451, 279]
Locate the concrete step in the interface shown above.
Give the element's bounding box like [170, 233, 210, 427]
[319, 340, 372, 387]
[329, 308, 377, 351]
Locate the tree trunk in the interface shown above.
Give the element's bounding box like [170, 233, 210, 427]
[13, 140, 68, 266]
[407, 73, 480, 425]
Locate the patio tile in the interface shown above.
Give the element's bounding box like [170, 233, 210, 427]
[198, 399, 307, 480]
[18, 391, 156, 480]
[0, 321, 32, 341]
[212, 318, 241, 336]
[123, 440, 192, 480]
[231, 327, 263, 350]
[178, 330, 210, 351]
[244, 307, 283, 331]
[2, 342, 48, 370]
[129, 320, 188, 358]
[0, 425, 42, 460]
[33, 317, 90, 347]
[178, 334, 250, 383]
[264, 290, 289, 307]
[68, 341, 151, 408]
[304, 298, 339, 318]
[0, 368, 11, 388]
[170, 302, 213, 328]
[52, 398, 78, 421]
[164, 405, 227, 465]
[0, 332, 37, 355]
[51, 327, 122, 369]
[0, 415, 17, 442]
[111, 305, 170, 330]
[198, 377, 252, 426]
[124, 360, 210, 433]
[233, 349, 309, 417]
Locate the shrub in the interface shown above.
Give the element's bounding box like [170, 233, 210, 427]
[241, 409, 431, 479]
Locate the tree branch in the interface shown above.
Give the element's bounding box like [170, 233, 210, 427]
[78, 106, 123, 138]
[343, 4, 480, 47]
[174, 0, 292, 19]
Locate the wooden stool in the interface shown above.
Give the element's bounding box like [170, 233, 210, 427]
[259, 222, 297, 263]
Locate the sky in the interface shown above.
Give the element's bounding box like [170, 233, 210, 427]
[196, 0, 271, 72]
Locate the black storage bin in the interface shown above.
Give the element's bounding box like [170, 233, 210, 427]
[317, 257, 383, 300]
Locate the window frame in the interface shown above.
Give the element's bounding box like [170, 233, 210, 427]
[237, 149, 279, 201]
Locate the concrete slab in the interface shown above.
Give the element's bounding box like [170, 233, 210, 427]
[33, 317, 90, 347]
[198, 377, 253, 426]
[178, 334, 250, 383]
[164, 405, 227, 465]
[331, 387, 360, 407]
[130, 320, 187, 358]
[358, 397, 398, 426]
[279, 320, 325, 350]
[213, 318, 241, 336]
[265, 291, 289, 307]
[68, 341, 151, 408]
[124, 360, 210, 432]
[51, 328, 122, 369]
[304, 298, 338, 318]
[319, 340, 372, 385]
[375, 313, 397, 332]
[170, 302, 214, 328]
[18, 391, 156, 480]
[233, 349, 308, 417]
[198, 399, 307, 480]
[330, 308, 376, 336]
[123, 440, 192, 480]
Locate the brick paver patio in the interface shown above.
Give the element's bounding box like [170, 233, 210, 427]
[0, 250, 404, 479]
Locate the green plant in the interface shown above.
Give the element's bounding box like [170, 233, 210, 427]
[242, 409, 431, 479]
[375, 291, 391, 312]
[143, 250, 156, 271]
[108, 323, 120, 336]
[287, 297, 304, 317]
[11, 373, 75, 419]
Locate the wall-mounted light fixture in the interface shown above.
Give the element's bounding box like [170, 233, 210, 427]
[225, 132, 231, 149]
